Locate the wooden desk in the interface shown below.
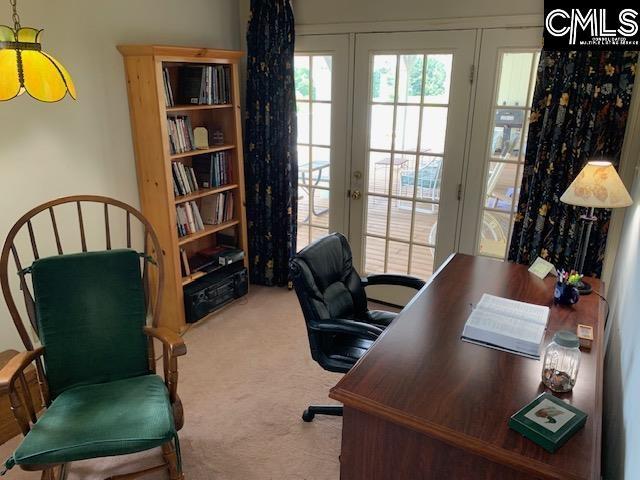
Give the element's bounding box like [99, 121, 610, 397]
[330, 254, 604, 480]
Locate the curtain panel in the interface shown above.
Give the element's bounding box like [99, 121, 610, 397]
[508, 50, 638, 276]
[244, 0, 297, 286]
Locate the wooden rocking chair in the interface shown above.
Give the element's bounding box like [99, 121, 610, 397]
[0, 195, 186, 480]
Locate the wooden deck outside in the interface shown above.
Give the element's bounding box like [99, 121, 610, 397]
[297, 162, 517, 280]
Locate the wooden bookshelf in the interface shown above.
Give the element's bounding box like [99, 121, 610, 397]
[118, 45, 248, 332]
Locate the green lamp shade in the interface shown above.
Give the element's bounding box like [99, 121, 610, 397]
[0, 25, 76, 102]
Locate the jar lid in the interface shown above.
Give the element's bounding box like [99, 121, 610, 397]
[553, 330, 580, 348]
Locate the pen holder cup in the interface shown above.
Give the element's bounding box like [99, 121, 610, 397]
[554, 282, 579, 306]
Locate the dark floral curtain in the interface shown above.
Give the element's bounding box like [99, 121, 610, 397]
[508, 50, 638, 277]
[244, 0, 297, 286]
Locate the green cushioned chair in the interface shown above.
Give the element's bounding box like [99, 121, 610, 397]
[0, 196, 187, 480]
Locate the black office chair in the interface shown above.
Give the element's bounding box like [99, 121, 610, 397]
[290, 232, 425, 422]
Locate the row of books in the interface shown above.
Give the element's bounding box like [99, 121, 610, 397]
[172, 162, 199, 197]
[162, 67, 175, 107]
[163, 65, 232, 107]
[167, 116, 195, 155]
[175, 192, 235, 237]
[192, 152, 232, 188]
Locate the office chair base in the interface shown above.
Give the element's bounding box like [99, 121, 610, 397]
[302, 405, 344, 422]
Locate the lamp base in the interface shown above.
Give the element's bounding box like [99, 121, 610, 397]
[575, 279, 592, 295]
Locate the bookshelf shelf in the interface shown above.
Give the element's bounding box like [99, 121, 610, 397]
[166, 104, 233, 112]
[178, 220, 240, 246]
[174, 184, 238, 204]
[170, 144, 235, 160]
[119, 45, 248, 332]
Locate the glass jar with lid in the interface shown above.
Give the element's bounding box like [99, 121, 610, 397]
[541, 331, 581, 393]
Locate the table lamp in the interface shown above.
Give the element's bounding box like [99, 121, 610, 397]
[560, 160, 633, 294]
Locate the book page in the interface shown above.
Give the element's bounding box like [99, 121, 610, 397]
[477, 294, 549, 326]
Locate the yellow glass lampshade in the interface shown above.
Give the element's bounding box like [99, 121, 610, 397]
[560, 161, 633, 209]
[0, 25, 76, 102]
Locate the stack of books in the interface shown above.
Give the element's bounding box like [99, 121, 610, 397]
[176, 201, 205, 237]
[172, 162, 199, 197]
[176, 65, 232, 105]
[167, 116, 195, 154]
[162, 67, 174, 107]
[175, 192, 235, 238]
[192, 152, 232, 188]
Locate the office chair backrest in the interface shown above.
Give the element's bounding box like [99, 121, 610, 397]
[290, 233, 368, 363]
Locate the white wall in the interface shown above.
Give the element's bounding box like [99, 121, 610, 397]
[0, 0, 240, 351]
[603, 164, 640, 479]
[291, 0, 542, 25]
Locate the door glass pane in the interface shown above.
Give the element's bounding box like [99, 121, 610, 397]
[388, 199, 413, 241]
[485, 162, 517, 211]
[420, 106, 448, 154]
[370, 105, 394, 150]
[365, 236, 386, 273]
[363, 50, 454, 279]
[398, 54, 423, 104]
[372, 55, 397, 103]
[366, 195, 388, 237]
[412, 203, 439, 245]
[295, 53, 334, 251]
[478, 211, 510, 259]
[312, 56, 332, 101]
[415, 155, 442, 202]
[497, 53, 534, 107]
[395, 105, 420, 152]
[368, 151, 392, 195]
[297, 102, 310, 144]
[387, 241, 410, 274]
[391, 154, 416, 197]
[410, 245, 435, 278]
[424, 54, 452, 104]
[310, 189, 330, 227]
[491, 108, 525, 160]
[312, 102, 331, 146]
[294, 56, 310, 100]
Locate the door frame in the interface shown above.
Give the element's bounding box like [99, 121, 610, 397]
[295, 34, 353, 237]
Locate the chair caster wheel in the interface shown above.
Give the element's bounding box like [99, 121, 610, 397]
[302, 409, 315, 422]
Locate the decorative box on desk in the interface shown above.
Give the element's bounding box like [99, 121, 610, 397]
[118, 45, 249, 332]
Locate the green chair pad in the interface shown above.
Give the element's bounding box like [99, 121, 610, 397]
[13, 374, 175, 466]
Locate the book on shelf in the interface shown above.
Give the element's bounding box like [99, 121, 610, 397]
[176, 65, 231, 105]
[175, 194, 233, 238]
[192, 151, 232, 188]
[172, 162, 200, 197]
[461, 294, 550, 359]
[167, 115, 195, 154]
[162, 67, 174, 107]
[200, 191, 234, 226]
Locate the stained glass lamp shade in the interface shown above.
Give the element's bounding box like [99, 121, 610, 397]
[0, 25, 76, 102]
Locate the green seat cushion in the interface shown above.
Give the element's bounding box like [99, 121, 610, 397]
[31, 249, 149, 398]
[13, 375, 175, 466]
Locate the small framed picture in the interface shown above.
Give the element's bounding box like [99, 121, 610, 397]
[509, 393, 587, 452]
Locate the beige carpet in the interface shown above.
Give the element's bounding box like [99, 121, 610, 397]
[0, 286, 344, 479]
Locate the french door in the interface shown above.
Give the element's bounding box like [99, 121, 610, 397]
[294, 28, 541, 302]
[349, 31, 476, 280]
[294, 35, 350, 250]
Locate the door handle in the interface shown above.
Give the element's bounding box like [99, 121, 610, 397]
[351, 190, 362, 200]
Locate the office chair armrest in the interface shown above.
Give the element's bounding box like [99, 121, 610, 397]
[313, 319, 384, 341]
[0, 347, 45, 394]
[144, 326, 187, 357]
[362, 274, 425, 290]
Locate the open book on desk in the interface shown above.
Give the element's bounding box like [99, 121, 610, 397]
[461, 294, 550, 359]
